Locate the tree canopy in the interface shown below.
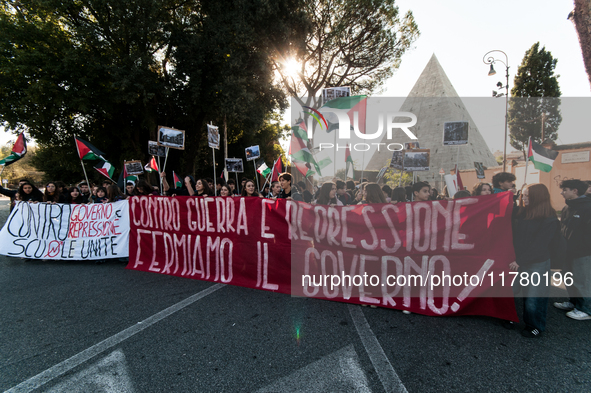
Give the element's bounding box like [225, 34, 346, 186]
[508, 42, 562, 157]
[0, 0, 306, 183]
[275, 0, 419, 106]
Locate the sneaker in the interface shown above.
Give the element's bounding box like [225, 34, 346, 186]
[553, 301, 575, 311]
[521, 327, 542, 338]
[566, 309, 591, 321]
[501, 320, 515, 330]
[402, 310, 411, 315]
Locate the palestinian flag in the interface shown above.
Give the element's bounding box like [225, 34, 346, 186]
[271, 157, 283, 182]
[173, 171, 182, 188]
[117, 167, 138, 189]
[123, 164, 138, 184]
[145, 156, 158, 172]
[289, 121, 324, 176]
[316, 157, 332, 171]
[321, 95, 367, 134]
[0, 133, 27, 166]
[293, 161, 314, 177]
[289, 121, 313, 162]
[527, 137, 558, 172]
[256, 159, 271, 177]
[75, 137, 105, 161]
[94, 159, 115, 179]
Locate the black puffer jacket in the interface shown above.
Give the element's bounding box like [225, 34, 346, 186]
[513, 215, 560, 266]
[561, 196, 591, 259]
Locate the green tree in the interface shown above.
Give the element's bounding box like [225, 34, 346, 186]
[0, 0, 306, 180]
[569, 0, 591, 90]
[508, 42, 562, 158]
[275, 0, 419, 106]
[382, 165, 412, 187]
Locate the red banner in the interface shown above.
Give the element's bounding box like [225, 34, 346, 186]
[128, 193, 518, 321]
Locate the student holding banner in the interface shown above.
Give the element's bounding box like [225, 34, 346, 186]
[241, 180, 261, 197]
[364, 183, 387, 204]
[43, 182, 60, 203]
[390, 187, 407, 203]
[315, 182, 342, 206]
[134, 180, 158, 196]
[17, 182, 44, 202]
[277, 173, 293, 199]
[510, 184, 559, 338]
[412, 182, 431, 202]
[492, 172, 516, 194]
[268, 181, 281, 198]
[472, 182, 493, 196]
[186, 178, 212, 197]
[219, 185, 231, 197]
[66, 187, 84, 204]
[106, 184, 127, 202]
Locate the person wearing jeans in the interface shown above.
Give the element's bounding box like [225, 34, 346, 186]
[510, 184, 559, 338]
[554, 179, 591, 320]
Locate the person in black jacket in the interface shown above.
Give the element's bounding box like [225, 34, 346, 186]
[17, 182, 44, 203]
[553, 179, 591, 321]
[510, 183, 559, 337]
[0, 178, 30, 210]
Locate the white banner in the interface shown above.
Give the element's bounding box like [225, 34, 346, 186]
[0, 201, 129, 260]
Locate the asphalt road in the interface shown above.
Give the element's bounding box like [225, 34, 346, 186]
[0, 198, 590, 392]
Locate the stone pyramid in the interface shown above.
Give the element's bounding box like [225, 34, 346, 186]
[366, 54, 498, 184]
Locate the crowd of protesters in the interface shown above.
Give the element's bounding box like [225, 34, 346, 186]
[1, 170, 590, 336]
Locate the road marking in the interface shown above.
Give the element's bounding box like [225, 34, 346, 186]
[45, 350, 134, 393]
[348, 304, 408, 393]
[6, 283, 224, 393]
[256, 345, 370, 392]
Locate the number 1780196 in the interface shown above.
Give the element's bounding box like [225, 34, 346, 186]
[491, 271, 573, 287]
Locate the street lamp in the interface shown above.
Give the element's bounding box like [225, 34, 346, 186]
[482, 50, 509, 172]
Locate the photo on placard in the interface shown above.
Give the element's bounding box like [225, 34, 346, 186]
[390, 150, 404, 170]
[157, 126, 185, 150]
[148, 141, 167, 157]
[403, 149, 430, 171]
[443, 121, 469, 145]
[245, 145, 260, 161]
[376, 166, 388, 183]
[124, 160, 144, 175]
[225, 158, 244, 173]
[474, 162, 486, 179]
[322, 86, 351, 104]
[207, 125, 219, 149]
[404, 142, 420, 150]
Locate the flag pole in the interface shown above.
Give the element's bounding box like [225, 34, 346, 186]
[157, 155, 163, 195]
[162, 147, 169, 173]
[210, 122, 217, 195]
[260, 171, 272, 194]
[211, 146, 217, 194]
[361, 152, 365, 181]
[252, 160, 260, 191]
[235, 172, 240, 194]
[523, 137, 531, 186]
[74, 136, 91, 190]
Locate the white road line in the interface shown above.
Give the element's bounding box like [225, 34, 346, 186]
[6, 283, 224, 393]
[348, 304, 408, 393]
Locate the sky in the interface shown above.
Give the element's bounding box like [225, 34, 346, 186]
[2, 0, 590, 161]
[379, 0, 591, 152]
